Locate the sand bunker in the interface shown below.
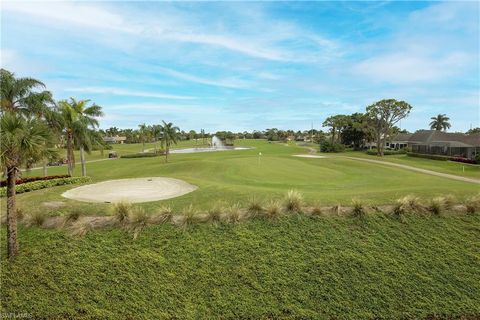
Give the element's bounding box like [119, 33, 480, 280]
[62, 177, 197, 203]
[293, 154, 327, 159]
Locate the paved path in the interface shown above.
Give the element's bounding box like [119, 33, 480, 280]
[343, 156, 480, 185]
[23, 158, 116, 172]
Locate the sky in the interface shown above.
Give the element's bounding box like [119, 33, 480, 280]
[1, 1, 479, 132]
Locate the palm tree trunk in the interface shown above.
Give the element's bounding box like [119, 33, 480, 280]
[43, 160, 48, 177]
[80, 146, 86, 176]
[67, 132, 74, 176]
[165, 147, 169, 163]
[6, 167, 18, 258]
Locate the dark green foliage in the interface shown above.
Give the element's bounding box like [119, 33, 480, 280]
[120, 152, 163, 158]
[1, 215, 479, 318]
[407, 152, 449, 161]
[319, 140, 345, 153]
[366, 149, 406, 156]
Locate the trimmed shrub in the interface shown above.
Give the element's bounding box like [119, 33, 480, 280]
[406, 153, 449, 161]
[121, 152, 164, 159]
[450, 157, 477, 165]
[0, 174, 70, 187]
[0, 176, 91, 197]
[366, 149, 406, 156]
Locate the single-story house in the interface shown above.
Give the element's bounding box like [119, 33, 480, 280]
[406, 130, 480, 160]
[103, 136, 127, 144]
[386, 133, 412, 150]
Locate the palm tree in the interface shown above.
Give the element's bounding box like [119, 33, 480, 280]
[429, 114, 451, 131]
[1, 113, 55, 257]
[58, 98, 103, 176]
[0, 69, 53, 116]
[159, 121, 180, 163]
[138, 123, 150, 153]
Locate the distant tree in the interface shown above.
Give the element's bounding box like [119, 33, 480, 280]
[159, 121, 180, 163]
[429, 114, 451, 131]
[366, 99, 412, 157]
[467, 127, 480, 135]
[58, 98, 103, 176]
[106, 127, 120, 136]
[340, 113, 371, 150]
[323, 115, 347, 143]
[138, 123, 150, 153]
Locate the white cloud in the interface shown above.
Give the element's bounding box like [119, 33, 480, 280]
[64, 87, 195, 100]
[157, 67, 251, 89]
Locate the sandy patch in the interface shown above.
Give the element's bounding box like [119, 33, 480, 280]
[293, 154, 327, 159]
[62, 177, 197, 203]
[42, 201, 66, 208]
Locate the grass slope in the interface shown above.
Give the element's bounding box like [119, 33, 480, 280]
[1, 214, 479, 319]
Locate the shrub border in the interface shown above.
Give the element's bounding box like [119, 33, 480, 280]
[0, 176, 92, 197]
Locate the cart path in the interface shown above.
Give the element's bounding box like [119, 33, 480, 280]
[24, 158, 116, 172]
[343, 156, 480, 184]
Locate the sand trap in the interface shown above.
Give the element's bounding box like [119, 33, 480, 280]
[293, 154, 327, 159]
[62, 177, 197, 203]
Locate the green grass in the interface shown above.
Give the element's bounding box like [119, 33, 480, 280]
[12, 140, 479, 215]
[1, 214, 479, 319]
[345, 150, 480, 179]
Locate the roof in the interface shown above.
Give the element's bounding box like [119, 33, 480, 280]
[103, 136, 127, 142]
[391, 133, 412, 142]
[408, 130, 480, 147]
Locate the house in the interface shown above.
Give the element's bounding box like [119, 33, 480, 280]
[407, 130, 480, 160]
[386, 133, 412, 150]
[103, 136, 127, 144]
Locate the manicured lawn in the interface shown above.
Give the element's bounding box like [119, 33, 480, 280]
[1, 214, 479, 319]
[344, 151, 480, 179]
[12, 140, 478, 215]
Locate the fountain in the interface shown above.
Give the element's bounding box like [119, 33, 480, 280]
[170, 135, 252, 154]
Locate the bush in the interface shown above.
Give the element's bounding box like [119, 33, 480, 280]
[0, 176, 91, 197]
[465, 194, 480, 214]
[247, 197, 263, 217]
[225, 203, 242, 223]
[151, 206, 173, 224]
[208, 202, 225, 223]
[320, 141, 345, 153]
[126, 207, 149, 239]
[0, 174, 71, 187]
[179, 204, 197, 228]
[283, 190, 303, 213]
[121, 152, 164, 159]
[406, 153, 449, 161]
[26, 211, 46, 227]
[450, 157, 477, 164]
[310, 202, 323, 216]
[366, 149, 406, 156]
[428, 197, 445, 215]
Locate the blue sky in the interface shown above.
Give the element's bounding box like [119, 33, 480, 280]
[1, 1, 479, 132]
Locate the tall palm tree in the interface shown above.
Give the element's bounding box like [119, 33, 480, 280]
[1, 113, 55, 257]
[159, 121, 180, 163]
[58, 98, 103, 176]
[429, 114, 451, 131]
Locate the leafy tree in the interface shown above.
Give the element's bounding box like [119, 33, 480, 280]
[467, 127, 480, 135]
[0, 113, 54, 257]
[366, 99, 412, 156]
[58, 98, 103, 176]
[339, 113, 371, 150]
[429, 114, 451, 131]
[323, 115, 347, 143]
[159, 121, 180, 162]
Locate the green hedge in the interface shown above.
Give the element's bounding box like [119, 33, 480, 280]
[406, 152, 449, 161]
[366, 149, 407, 156]
[0, 176, 92, 197]
[121, 152, 164, 159]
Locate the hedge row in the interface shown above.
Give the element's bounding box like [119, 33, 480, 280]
[0, 176, 91, 197]
[366, 149, 407, 156]
[121, 152, 164, 159]
[407, 152, 478, 164]
[0, 174, 71, 187]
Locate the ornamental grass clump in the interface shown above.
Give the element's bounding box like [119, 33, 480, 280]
[465, 194, 480, 214]
[310, 202, 323, 216]
[283, 190, 303, 213]
[247, 197, 264, 217]
[351, 199, 366, 218]
[112, 201, 132, 224]
[26, 211, 46, 227]
[265, 200, 282, 219]
[207, 201, 225, 223]
[151, 205, 173, 224]
[428, 197, 445, 215]
[178, 204, 197, 228]
[69, 220, 93, 237]
[126, 207, 149, 239]
[225, 203, 242, 224]
[392, 195, 423, 217]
